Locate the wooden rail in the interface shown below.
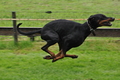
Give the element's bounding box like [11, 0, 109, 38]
[0, 27, 120, 41]
[0, 27, 120, 37]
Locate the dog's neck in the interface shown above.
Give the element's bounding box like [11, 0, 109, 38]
[87, 21, 96, 36]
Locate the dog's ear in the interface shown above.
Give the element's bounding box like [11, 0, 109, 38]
[88, 15, 94, 21]
[88, 15, 95, 24]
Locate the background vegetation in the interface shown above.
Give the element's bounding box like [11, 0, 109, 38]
[0, 0, 120, 80]
[0, 0, 120, 27]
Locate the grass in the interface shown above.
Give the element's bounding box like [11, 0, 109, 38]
[0, 0, 120, 80]
[0, 0, 120, 27]
[0, 37, 120, 80]
[0, 51, 119, 80]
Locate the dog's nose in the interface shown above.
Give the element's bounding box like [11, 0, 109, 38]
[111, 18, 115, 20]
[109, 17, 115, 21]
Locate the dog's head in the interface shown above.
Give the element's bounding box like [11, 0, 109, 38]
[88, 14, 115, 29]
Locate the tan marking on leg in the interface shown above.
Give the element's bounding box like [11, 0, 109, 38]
[52, 50, 65, 62]
[65, 54, 78, 58]
[46, 49, 55, 58]
[55, 50, 62, 57]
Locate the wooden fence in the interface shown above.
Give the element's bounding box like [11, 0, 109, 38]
[0, 12, 120, 43]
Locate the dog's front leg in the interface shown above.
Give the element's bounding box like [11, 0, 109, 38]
[65, 54, 78, 58]
[43, 50, 62, 60]
[52, 50, 65, 62]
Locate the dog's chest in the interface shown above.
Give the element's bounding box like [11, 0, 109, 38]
[63, 32, 86, 47]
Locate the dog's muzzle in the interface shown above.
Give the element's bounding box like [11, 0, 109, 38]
[99, 17, 115, 26]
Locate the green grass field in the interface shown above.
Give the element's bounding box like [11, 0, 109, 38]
[0, 37, 120, 80]
[0, 0, 120, 80]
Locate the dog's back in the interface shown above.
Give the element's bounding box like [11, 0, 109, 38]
[41, 19, 82, 37]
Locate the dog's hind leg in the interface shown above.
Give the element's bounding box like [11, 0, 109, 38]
[42, 41, 56, 59]
[41, 30, 59, 59]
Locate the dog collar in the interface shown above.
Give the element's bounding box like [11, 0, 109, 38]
[87, 21, 96, 36]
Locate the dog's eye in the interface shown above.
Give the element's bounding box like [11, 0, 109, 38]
[97, 20, 100, 22]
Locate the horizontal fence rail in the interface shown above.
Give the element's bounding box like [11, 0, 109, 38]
[0, 27, 120, 37]
[0, 18, 87, 21]
[0, 18, 120, 21]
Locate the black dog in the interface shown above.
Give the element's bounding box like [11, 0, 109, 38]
[17, 14, 115, 62]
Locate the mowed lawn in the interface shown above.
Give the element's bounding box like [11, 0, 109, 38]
[0, 37, 120, 80]
[0, 0, 120, 80]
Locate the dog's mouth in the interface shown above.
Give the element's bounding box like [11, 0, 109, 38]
[99, 18, 115, 26]
[103, 21, 113, 26]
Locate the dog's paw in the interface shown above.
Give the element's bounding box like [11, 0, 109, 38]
[71, 55, 78, 59]
[52, 58, 58, 62]
[43, 55, 53, 60]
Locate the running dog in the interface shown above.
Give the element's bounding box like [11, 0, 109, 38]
[17, 14, 115, 62]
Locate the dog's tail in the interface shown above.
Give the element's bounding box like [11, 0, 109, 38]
[17, 23, 41, 36]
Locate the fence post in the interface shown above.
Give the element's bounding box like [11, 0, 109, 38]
[12, 12, 18, 44]
[30, 36, 35, 41]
